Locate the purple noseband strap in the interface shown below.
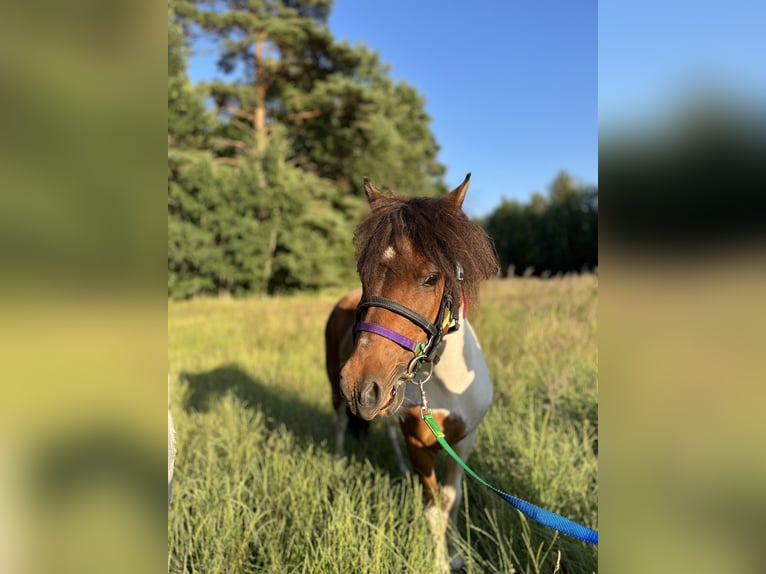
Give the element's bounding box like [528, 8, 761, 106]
[354, 321, 419, 352]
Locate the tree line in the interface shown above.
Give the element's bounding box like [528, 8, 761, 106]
[168, 0, 597, 299]
[483, 172, 597, 277]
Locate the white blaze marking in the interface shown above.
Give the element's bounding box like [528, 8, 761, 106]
[382, 246, 396, 261]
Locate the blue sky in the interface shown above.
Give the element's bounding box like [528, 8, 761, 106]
[188, 1, 598, 217]
[599, 0, 766, 130]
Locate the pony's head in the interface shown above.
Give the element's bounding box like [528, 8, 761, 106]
[339, 174, 499, 420]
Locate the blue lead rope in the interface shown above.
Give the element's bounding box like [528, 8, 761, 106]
[422, 410, 598, 545]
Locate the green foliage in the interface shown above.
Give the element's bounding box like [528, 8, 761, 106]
[168, 0, 447, 298]
[483, 171, 598, 277]
[168, 277, 598, 573]
[168, 128, 360, 298]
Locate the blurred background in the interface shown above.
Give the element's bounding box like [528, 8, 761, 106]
[598, 1, 765, 573]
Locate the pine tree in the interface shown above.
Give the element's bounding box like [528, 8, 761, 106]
[169, 0, 447, 298]
[169, 0, 229, 298]
[176, 0, 445, 195]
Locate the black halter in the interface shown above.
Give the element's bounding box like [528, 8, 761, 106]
[353, 263, 463, 371]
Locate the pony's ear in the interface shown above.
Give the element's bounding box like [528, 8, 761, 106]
[363, 177, 385, 209]
[444, 173, 471, 212]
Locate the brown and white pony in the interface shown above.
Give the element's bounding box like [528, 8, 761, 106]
[324, 174, 499, 571]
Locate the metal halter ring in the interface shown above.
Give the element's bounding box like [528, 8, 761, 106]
[405, 355, 433, 385]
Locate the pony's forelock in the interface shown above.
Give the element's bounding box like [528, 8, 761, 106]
[354, 194, 499, 306]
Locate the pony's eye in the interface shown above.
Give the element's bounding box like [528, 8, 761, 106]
[421, 273, 440, 287]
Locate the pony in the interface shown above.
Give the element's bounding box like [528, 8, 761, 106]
[324, 174, 499, 571]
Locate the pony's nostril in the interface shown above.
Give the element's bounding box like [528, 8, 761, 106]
[359, 376, 381, 408]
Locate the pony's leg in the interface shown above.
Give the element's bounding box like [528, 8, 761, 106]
[403, 438, 451, 573]
[441, 429, 478, 571]
[334, 401, 348, 457]
[385, 420, 409, 475]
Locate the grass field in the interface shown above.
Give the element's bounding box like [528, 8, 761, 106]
[168, 275, 598, 573]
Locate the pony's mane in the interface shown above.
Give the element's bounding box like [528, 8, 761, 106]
[354, 193, 499, 306]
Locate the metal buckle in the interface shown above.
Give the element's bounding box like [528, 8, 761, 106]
[417, 380, 430, 418]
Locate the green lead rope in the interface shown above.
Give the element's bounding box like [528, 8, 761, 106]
[421, 411, 598, 545]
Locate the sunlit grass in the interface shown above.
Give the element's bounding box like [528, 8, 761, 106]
[168, 275, 598, 573]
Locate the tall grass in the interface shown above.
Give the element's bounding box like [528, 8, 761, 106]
[168, 276, 598, 573]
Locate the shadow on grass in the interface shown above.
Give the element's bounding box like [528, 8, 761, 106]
[179, 363, 404, 477]
[181, 363, 333, 447]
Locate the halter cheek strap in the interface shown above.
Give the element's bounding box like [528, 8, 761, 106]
[357, 296, 439, 340]
[353, 262, 464, 370]
[353, 291, 457, 366]
[354, 295, 440, 355]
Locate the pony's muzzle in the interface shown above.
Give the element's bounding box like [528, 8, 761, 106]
[340, 371, 386, 421]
